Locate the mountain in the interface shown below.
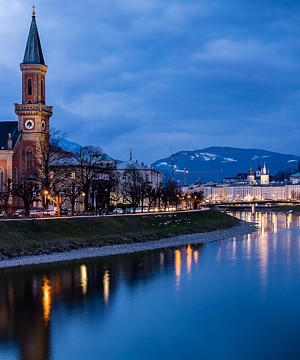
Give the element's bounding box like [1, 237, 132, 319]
[59, 139, 82, 153]
[151, 147, 300, 184]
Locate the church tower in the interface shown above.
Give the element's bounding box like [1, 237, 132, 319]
[14, 8, 52, 178]
[247, 166, 255, 184]
[260, 162, 269, 185]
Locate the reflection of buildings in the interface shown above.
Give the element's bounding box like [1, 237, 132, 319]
[0, 244, 203, 360]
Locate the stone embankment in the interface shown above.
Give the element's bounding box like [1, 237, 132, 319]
[0, 221, 256, 269]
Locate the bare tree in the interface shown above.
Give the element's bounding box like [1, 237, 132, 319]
[35, 127, 70, 209]
[72, 146, 105, 212]
[12, 182, 40, 217]
[63, 176, 82, 216]
[121, 165, 145, 212]
[190, 191, 204, 209]
[93, 169, 120, 215]
[0, 178, 13, 216]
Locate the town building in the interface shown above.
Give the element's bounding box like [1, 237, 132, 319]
[290, 172, 300, 185]
[196, 163, 300, 202]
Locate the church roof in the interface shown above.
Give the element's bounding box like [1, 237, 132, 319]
[0, 122, 20, 150]
[23, 16, 45, 65]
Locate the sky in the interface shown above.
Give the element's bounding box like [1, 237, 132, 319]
[0, 0, 300, 163]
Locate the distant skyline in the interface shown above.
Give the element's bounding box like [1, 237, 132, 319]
[1, 0, 300, 163]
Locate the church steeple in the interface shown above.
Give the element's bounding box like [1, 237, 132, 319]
[15, 9, 52, 139]
[22, 11, 45, 65]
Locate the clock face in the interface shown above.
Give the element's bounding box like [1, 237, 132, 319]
[41, 121, 46, 131]
[25, 119, 34, 130]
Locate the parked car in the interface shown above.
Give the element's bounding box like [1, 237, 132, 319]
[30, 209, 43, 218]
[113, 208, 123, 214]
[135, 207, 148, 213]
[13, 209, 25, 217]
[43, 209, 56, 216]
[55, 207, 68, 216]
[67, 209, 77, 216]
[0, 211, 6, 217]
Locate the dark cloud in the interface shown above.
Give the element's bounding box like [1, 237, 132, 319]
[0, 0, 300, 163]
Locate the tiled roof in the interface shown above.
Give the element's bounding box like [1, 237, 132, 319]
[23, 16, 45, 65]
[0, 121, 20, 150]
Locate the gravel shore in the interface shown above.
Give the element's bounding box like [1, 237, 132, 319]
[0, 221, 257, 269]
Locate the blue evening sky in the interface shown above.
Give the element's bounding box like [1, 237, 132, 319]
[0, 0, 299, 163]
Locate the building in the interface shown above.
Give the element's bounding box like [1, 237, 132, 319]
[260, 163, 269, 185]
[290, 172, 300, 185]
[115, 159, 162, 206]
[0, 10, 52, 205]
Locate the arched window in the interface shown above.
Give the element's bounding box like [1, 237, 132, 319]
[0, 168, 4, 192]
[28, 78, 32, 96]
[13, 168, 18, 184]
[41, 79, 44, 97]
[28, 100, 32, 104]
[26, 147, 34, 171]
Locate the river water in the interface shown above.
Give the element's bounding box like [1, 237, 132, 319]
[0, 212, 300, 360]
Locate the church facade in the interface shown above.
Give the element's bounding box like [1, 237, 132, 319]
[0, 11, 52, 204]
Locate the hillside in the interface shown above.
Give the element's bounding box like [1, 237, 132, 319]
[151, 146, 300, 184]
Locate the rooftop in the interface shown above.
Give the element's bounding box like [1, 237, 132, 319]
[0, 122, 20, 150]
[23, 15, 45, 65]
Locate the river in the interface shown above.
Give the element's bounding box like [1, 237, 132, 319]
[0, 212, 300, 360]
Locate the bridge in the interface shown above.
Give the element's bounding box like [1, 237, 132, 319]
[203, 199, 299, 214]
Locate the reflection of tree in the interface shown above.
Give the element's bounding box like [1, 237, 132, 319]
[0, 244, 204, 359]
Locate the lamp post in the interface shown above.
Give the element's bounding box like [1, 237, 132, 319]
[44, 190, 49, 208]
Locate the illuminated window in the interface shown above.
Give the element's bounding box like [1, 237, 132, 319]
[0, 167, 4, 191]
[26, 147, 34, 171]
[28, 78, 32, 96]
[41, 79, 44, 97]
[13, 168, 18, 184]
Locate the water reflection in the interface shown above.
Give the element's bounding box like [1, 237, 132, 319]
[194, 251, 199, 264]
[103, 269, 110, 305]
[0, 244, 204, 360]
[42, 277, 51, 326]
[175, 250, 181, 289]
[0, 213, 300, 360]
[80, 264, 88, 295]
[186, 245, 192, 274]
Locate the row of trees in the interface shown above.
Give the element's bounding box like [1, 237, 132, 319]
[0, 130, 107, 216]
[0, 130, 204, 216]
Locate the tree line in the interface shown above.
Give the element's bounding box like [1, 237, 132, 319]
[0, 130, 203, 216]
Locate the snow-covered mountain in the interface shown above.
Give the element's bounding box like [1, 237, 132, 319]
[151, 147, 300, 184]
[59, 139, 82, 153]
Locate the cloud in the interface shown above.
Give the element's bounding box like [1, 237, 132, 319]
[0, 0, 300, 165]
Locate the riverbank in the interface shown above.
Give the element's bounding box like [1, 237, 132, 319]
[0, 220, 256, 269]
[0, 210, 238, 259]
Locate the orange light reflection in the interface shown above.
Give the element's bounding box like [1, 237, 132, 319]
[42, 276, 51, 326]
[175, 250, 181, 289]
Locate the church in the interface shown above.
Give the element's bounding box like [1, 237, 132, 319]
[0, 9, 52, 204]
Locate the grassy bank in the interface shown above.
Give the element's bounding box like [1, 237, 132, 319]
[273, 205, 300, 213]
[0, 210, 239, 259]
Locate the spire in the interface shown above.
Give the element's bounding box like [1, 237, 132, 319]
[22, 10, 45, 65]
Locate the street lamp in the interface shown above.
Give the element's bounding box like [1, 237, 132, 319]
[44, 190, 49, 207]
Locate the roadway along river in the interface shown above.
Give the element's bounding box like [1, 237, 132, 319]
[0, 212, 299, 360]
